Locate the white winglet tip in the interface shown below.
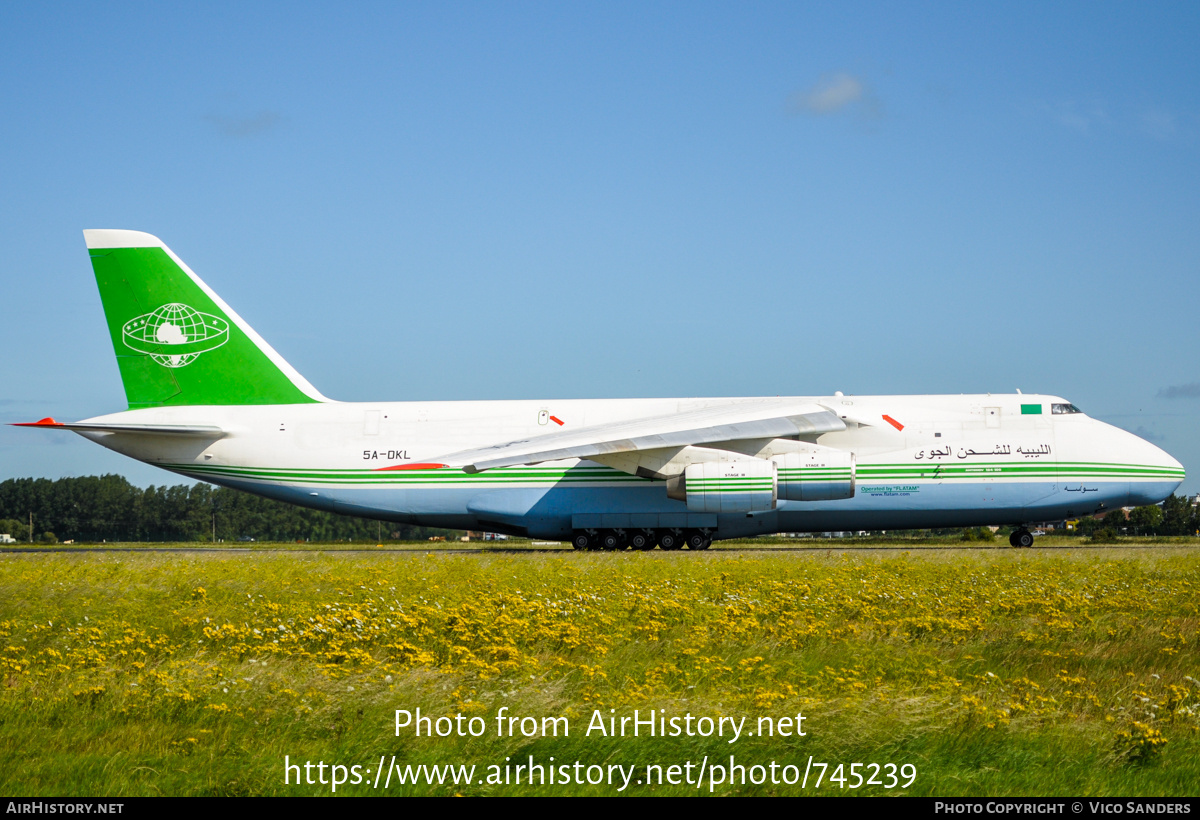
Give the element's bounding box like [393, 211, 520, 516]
[83, 229, 166, 250]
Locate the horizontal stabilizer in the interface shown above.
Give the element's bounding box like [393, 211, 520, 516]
[11, 418, 225, 437]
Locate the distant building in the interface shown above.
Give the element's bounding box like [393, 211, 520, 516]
[464, 531, 509, 541]
[0, 534, 15, 544]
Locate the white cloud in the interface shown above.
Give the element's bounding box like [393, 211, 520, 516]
[1044, 100, 1109, 135]
[1158, 382, 1200, 399]
[792, 72, 872, 116]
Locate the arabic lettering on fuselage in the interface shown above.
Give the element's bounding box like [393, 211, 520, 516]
[913, 443, 1052, 460]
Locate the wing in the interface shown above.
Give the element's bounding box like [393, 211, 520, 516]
[435, 400, 847, 473]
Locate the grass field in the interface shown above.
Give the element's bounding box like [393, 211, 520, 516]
[1, 543, 1197, 796]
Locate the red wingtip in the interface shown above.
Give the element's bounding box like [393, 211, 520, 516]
[374, 463, 449, 471]
[11, 417, 65, 428]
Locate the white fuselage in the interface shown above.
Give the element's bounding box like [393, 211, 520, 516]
[73, 393, 1184, 540]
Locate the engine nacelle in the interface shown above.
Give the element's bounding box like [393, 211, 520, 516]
[669, 459, 778, 513]
[775, 451, 855, 501]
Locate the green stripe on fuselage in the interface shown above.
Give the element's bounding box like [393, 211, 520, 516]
[165, 460, 1179, 489]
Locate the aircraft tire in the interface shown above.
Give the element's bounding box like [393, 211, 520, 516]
[572, 531, 593, 551]
[658, 531, 681, 551]
[684, 530, 709, 551]
[1014, 530, 1034, 549]
[630, 530, 655, 551]
[599, 530, 625, 551]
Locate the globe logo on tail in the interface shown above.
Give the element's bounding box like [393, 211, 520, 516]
[122, 303, 229, 368]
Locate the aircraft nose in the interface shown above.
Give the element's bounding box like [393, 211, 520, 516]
[1116, 427, 1185, 506]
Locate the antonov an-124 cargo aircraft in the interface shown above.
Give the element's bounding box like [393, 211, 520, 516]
[17, 230, 1185, 550]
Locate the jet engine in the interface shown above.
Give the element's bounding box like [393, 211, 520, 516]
[774, 451, 855, 501]
[668, 459, 778, 513]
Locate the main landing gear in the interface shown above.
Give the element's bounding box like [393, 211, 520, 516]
[570, 528, 712, 552]
[1009, 528, 1035, 549]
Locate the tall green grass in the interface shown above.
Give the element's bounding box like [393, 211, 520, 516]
[1, 547, 1197, 795]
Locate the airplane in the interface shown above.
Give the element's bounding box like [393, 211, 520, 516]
[16, 230, 1185, 550]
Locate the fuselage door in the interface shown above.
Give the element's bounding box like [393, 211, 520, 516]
[364, 410, 381, 436]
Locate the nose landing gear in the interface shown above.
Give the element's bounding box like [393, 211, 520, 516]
[1009, 528, 1035, 548]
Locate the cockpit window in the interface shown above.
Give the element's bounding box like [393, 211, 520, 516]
[1052, 403, 1082, 415]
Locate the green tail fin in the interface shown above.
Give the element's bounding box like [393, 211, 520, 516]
[84, 230, 326, 408]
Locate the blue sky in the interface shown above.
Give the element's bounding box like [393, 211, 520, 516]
[2, 1, 1198, 494]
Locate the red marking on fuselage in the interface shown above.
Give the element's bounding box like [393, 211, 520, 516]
[11, 417, 63, 428]
[882, 414, 904, 431]
[374, 463, 448, 471]
[549, 416, 564, 426]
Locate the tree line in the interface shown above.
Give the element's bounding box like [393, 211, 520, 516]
[0, 475, 1195, 544]
[0, 475, 454, 543]
[1080, 493, 1199, 538]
